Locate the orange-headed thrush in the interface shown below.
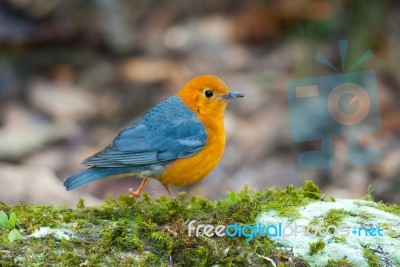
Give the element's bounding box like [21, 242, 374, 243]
[64, 75, 244, 197]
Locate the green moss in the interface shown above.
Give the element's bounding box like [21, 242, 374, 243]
[77, 198, 85, 209]
[377, 202, 400, 216]
[323, 208, 347, 233]
[331, 236, 346, 243]
[303, 180, 322, 200]
[380, 222, 399, 238]
[363, 248, 383, 267]
[358, 210, 371, 221]
[0, 202, 9, 212]
[324, 208, 347, 225]
[325, 257, 355, 267]
[1, 181, 397, 266]
[307, 208, 348, 235]
[0, 183, 322, 266]
[257, 181, 320, 219]
[309, 239, 325, 255]
[364, 185, 374, 201]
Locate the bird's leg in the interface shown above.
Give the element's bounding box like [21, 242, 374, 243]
[163, 184, 175, 199]
[129, 178, 148, 199]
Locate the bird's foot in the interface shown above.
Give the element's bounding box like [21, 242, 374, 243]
[163, 184, 175, 199]
[128, 188, 141, 199]
[128, 178, 148, 199]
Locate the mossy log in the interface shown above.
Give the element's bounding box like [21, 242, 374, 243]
[0, 181, 399, 267]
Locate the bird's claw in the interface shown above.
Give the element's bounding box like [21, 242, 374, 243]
[128, 178, 148, 199]
[128, 188, 140, 199]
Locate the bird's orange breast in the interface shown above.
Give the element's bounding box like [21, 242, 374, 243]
[156, 122, 226, 187]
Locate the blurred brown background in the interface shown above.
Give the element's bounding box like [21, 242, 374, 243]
[0, 0, 399, 206]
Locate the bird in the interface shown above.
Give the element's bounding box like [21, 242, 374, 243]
[64, 75, 244, 198]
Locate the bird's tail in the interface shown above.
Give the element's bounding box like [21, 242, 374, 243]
[64, 167, 132, 191]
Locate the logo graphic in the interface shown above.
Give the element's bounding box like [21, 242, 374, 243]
[187, 220, 384, 242]
[287, 40, 381, 169]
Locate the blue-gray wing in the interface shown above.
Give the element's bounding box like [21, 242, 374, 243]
[82, 96, 207, 167]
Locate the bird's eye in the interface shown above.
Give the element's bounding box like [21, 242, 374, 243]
[204, 89, 214, 98]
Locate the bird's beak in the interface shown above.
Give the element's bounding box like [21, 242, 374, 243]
[218, 91, 245, 100]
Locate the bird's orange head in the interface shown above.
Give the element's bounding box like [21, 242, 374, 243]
[177, 75, 244, 121]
